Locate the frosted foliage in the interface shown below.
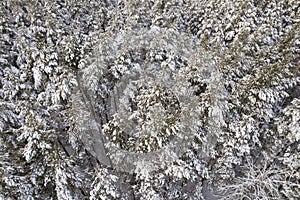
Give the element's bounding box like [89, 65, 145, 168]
[77, 27, 226, 173]
[55, 166, 72, 200]
[1, 0, 300, 199]
[281, 99, 300, 142]
[32, 67, 42, 90]
[90, 168, 120, 200]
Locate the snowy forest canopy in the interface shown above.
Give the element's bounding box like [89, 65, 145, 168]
[0, 0, 299, 199]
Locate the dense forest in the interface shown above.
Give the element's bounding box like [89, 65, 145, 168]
[0, 0, 299, 199]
